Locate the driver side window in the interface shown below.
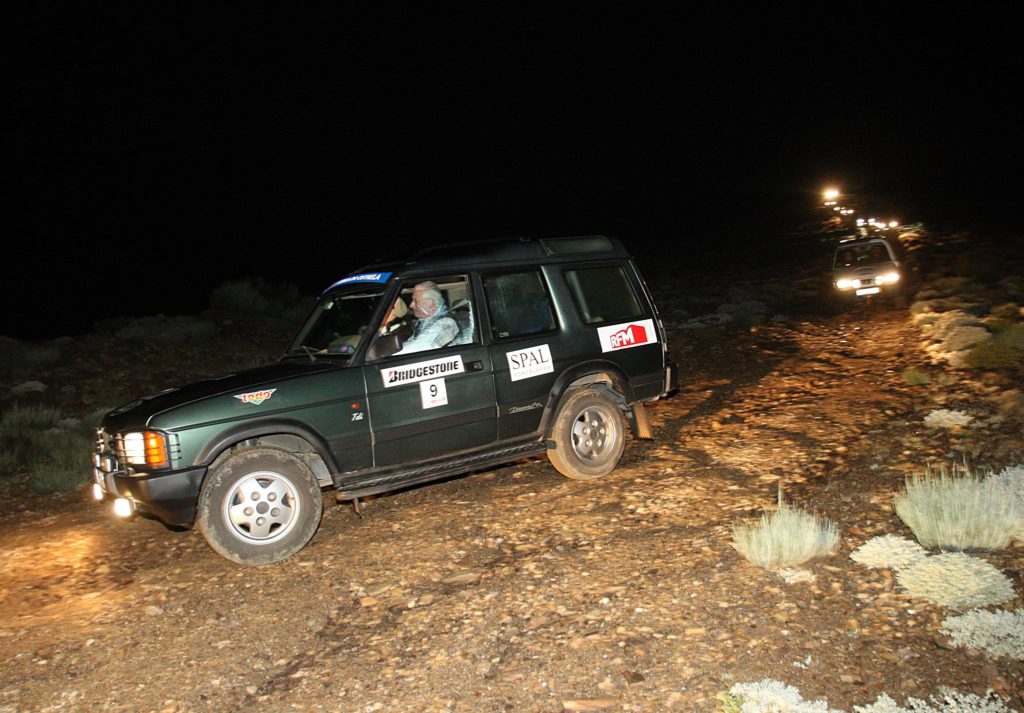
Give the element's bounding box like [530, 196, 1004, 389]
[373, 275, 476, 358]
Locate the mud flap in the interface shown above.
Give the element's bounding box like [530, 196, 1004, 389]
[628, 403, 654, 440]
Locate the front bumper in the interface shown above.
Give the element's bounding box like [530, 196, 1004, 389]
[94, 465, 206, 526]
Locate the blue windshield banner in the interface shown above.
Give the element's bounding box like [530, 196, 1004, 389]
[322, 272, 393, 294]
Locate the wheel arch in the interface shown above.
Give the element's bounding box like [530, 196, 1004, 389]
[540, 361, 635, 437]
[197, 419, 336, 487]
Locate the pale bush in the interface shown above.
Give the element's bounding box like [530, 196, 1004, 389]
[732, 503, 838, 569]
[727, 680, 839, 713]
[940, 609, 1024, 660]
[937, 324, 991, 354]
[894, 472, 1021, 550]
[854, 689, 1012, 712]
[924, 310, 984, 339]
[850, 535, 927, 571]
[923, 409, 972, 429]
[896, 553, 1015, 609]
[986, 465, 1024, 541]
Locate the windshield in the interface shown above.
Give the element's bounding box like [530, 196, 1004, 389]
[834, 242, 893, 269]
[288, 286, 389, 357]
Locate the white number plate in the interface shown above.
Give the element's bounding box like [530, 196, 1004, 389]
[856, 287, 881, 296]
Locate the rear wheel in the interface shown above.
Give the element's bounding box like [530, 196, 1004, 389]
[197, 447, 323, 565]
[547, 387, 626, 480]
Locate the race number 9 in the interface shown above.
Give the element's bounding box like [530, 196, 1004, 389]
[420, 378, 448, 409]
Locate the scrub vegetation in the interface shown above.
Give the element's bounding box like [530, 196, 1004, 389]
[894, 470, 1022, 551]
[210, 276, 314, 326]
[718, 681, 1012, 713]
[0, 403, 93, 493]
[731, 496, 839, 570]
[900, 367, 930, 386]
[940, 609, 1024, 661]
[912, 274, 1024, 370]
[0, 336, 66, 376]
[895, 553, 1015, 609]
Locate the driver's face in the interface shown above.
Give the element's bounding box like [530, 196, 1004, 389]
[410, 288, 430, 319]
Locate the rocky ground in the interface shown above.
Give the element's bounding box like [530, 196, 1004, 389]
[1, 227, 1022, 712]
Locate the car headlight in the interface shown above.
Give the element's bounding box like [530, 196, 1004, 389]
[122, 431, 170, 468]
[836, 278, 855, 289]
[878, 272, 900, 284]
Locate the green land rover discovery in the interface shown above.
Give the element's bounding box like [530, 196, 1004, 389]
[92, 236, 677, 564]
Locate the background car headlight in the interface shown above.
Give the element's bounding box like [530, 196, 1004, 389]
[122, 431, 170, 468]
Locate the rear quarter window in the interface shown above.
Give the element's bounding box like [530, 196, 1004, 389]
[483, 271, 557, 340]
[564, 265, 644, 325]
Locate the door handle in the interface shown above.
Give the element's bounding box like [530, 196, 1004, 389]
[466, 360, 484, 372]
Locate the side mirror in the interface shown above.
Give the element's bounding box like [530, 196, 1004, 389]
[366, 333, 401, 361]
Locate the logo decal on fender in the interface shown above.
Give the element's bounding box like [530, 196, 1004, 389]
[234, 388, 277, 405]
[381, 356, 465, 388]
[597, 319, 657, 353]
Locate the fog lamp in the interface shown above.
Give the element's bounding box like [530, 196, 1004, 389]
[113, 498, 134, 518]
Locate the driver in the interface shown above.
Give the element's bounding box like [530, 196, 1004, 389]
[394, 281, 459, 354]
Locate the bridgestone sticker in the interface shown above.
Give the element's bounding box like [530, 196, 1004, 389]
[506, 344, 554, 382]
[597, 319, 657, 353]
[381, 356, 465, 388]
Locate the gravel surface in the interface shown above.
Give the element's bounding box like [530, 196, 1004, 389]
[2, 230, 1022, 712]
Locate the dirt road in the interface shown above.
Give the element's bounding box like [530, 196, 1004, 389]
[2, 294, 1022, 712]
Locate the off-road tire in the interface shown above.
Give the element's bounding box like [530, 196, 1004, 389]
[197, 447, 323, 565]
[547, 387, 626, 480]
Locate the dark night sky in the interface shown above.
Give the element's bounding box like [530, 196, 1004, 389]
[9, 7, 1023, 338]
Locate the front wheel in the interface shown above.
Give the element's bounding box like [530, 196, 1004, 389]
[547, 387, 626, 480]
[197, 447, 323, 565]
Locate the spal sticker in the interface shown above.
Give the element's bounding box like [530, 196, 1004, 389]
[506, 344, 554, 382]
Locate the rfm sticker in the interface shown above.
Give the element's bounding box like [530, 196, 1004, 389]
[234, 388, 277, 405]
[596, 319, 657, 353]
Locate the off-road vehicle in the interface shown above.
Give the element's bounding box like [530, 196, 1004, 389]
[831, 235, 907, 305]
[92, 236, 677, 564]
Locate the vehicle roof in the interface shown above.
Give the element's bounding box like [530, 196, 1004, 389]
[353, 235, 632, 277]
[835, 236, 893, 249]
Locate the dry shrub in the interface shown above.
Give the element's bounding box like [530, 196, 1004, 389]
[894, 471, 1021, 551]
[923, 409, 972, 430]
[940, 609, 1024, 660]
[726, 680, 839, 713]
[854, 689, 1012, 712]
[901, 367, 931, 386]
[964, 340, 1023, 369]
[850, 535, 927, 571]
[896, 552, 1015, 609]
[731, 503, 838, 569]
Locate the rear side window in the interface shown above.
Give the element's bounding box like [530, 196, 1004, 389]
[565, 266, 643, 325]
[483, 271, 556, 340]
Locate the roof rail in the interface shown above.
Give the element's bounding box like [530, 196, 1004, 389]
[409, 236, 533, 261]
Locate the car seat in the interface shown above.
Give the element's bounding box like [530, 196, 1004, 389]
[448, 299, 475, 345]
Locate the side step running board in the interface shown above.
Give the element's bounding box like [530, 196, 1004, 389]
[334, 441, 548, 501]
